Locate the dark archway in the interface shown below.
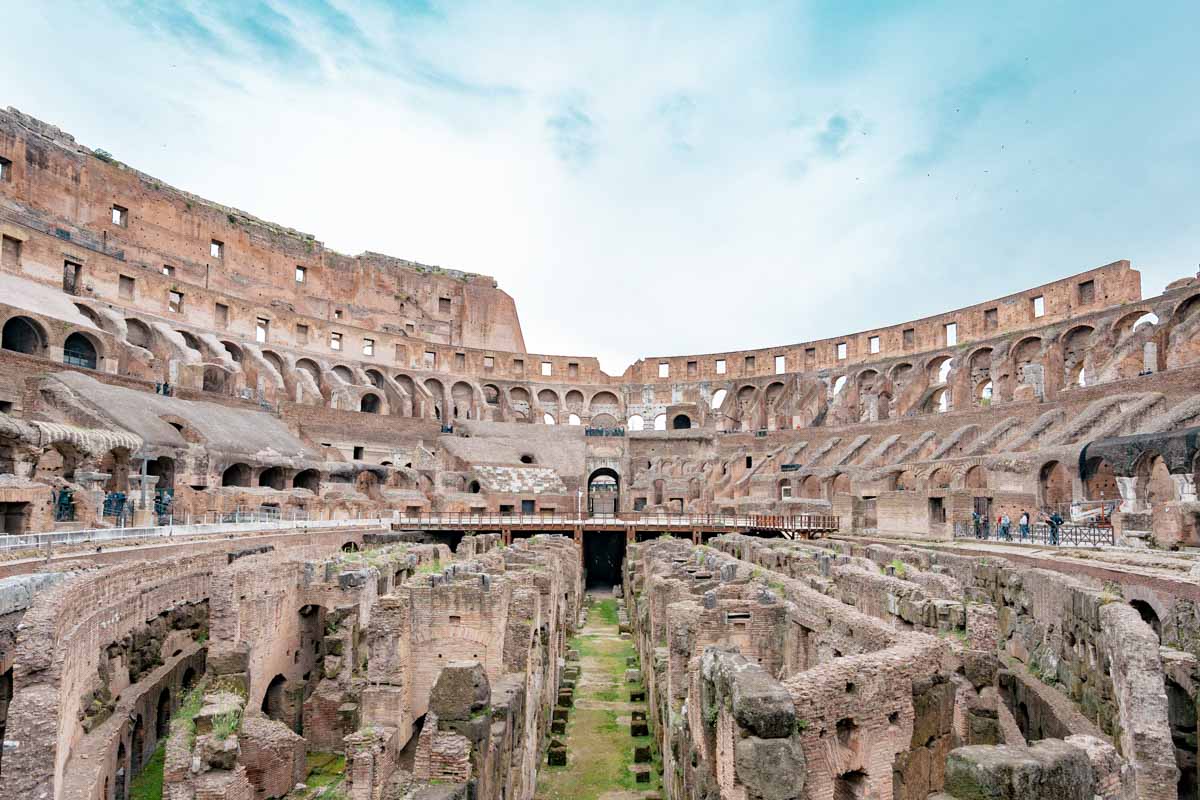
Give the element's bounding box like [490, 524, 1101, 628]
[63, 332, 99, 369]
[146, 456, 176, 493]
[293, 469, 320, 492]
[672, 414, 692, 430]
[258, 466, 285, 490]
[1039, 460, 1071, 508]
[588, 467, 620, 516]
[2, 317, 46, 356]
[583, 531, 625, 590]
[262, 674, 288, 724]
[155, 689, 171, 739]
[1130, 599, 1162, 641]
[360, 393, 381, 413]
[221, 463, 252, 487]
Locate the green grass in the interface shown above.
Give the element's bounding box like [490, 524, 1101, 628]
[129, 744, 165, 800]
[212, 709, 241, 740]
[592, 598, 619, 625]
[535, 597, 658, 799]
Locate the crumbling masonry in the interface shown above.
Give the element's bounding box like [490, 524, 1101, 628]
[1, 107, 1200, 798]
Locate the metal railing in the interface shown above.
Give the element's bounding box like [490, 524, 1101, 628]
[954, 520, 1115, 547]
[0, 515, 389, 553]
[391, 511, 840, 531]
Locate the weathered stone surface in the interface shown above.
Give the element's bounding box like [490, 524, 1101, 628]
[734, 736, 806, 800]
[943, 740, 1095, 800]
[430, 660, 490, 722]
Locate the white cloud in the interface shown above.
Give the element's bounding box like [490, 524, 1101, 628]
[3, 1, 1199, 374]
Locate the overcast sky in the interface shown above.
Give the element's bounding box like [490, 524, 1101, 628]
[4, 2, 1198, 374]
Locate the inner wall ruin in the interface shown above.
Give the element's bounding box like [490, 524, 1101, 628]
[1, 107, 1199, 799]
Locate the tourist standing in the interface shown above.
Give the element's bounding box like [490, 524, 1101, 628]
[1019, 510, 1030, 541]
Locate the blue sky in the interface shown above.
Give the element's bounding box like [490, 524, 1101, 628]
[4, 1, 1198, 373]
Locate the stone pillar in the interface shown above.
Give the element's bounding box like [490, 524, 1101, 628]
[1143, 341, 1158, 374]
[1173, 473, 1196, 503]
[1116, 476, 1139, 513]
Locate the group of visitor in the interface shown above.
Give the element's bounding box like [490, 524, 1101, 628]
[972, 508, 1064, 544]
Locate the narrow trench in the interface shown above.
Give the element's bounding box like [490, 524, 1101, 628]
[535, 595, 660, 800]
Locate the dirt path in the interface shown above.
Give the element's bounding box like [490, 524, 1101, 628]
[534, 596, 660, 800]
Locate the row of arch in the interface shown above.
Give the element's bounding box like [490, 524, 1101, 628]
[2, 315, 103, 370]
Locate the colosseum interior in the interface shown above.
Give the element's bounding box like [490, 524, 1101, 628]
[1, 107, 1199, 800]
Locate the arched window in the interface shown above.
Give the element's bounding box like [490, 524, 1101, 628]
[710, 388, 728, 410]
[628, 414, 644, 431]
[361, 393, 381, 413]
[653, 414, 667, 431]
[543, 413, 556, 425]
[672, 414, 691, 430]
[2, 317, 46, 356]
[568, 413, 581, 425]
[63, 332, 98, 369]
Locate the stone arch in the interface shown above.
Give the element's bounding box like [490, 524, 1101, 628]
[711, 388, 728, 410]
[63, 331, 100, 369]
[201, 364, 228, 393]
[565, 389, 584, 411]
[653, 413, 667, 431]
[672, 413, 692, 429]
[929, 467, 951, 489]
[262, 674, 288, 723]
[964, 465, 988, 489]
[261, 349, 285, 374]
[1038, 460, 1071, 508]
[1134, 452, 1174, 509]
[258, 466, 286, 490]
[155, 688, 171, 739]
[542, 412, 556, 425]
[452, 381, 474, 419]
[483, 383, 500, 405]
[831, 473, 851, 496]
[1130, 599, 1162, 641]
[365, 368, 385, 389]
[332, 364, 355, 384]
[221, 341, 243, 363]
[1113, 309, 1159, 339]
[926, 386, 950, 414]
[222, 462, 252, 487]
[801, 475, 823, 498]
[125, 318, 154, 350]
[293, 469, 321, 492]
[1083, 456, 1118, 501]
[425, 378, 445, 419]
[628, 414, 645, 431]
[927, 354, 953, 385]
[360, 392, 382, 413]
[296, 358, 321, 383]
[764, 381, 786, 406]
[177, 330, 203, 353]
[894, 469, 918, 491]
[589, 391, 620, 414]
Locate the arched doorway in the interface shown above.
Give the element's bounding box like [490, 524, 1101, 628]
[2, 317, 46, 356]
[155, 689, 171, 739]
[258, 466, 285, 490]
[672, 414, 692, 429]
[63, 332, 99, 369]
[221, 463, 252, 487]
[1130, 599, 1162, 641]
[360, 393, 381, 413]
[293, 469, 320, 492]
[588, 468, 620, 516]
[262, 674, 288, 724]
[1039, 461, 1071, 508]
[1083, 456, 1118, 503]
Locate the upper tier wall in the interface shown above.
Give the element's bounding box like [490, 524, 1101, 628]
[0, 108, 1159, 387]
[0, 108, 526, 354]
